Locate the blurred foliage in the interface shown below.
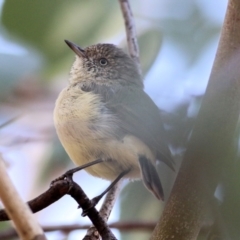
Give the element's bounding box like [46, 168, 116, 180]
[138, 29, 162, 75]
[161, 4, 220, 67]
[2, 0, 117, 60]
[0, 52, 41, 101]
[120, 181, 161, 240]
[0, 0, 163, 102]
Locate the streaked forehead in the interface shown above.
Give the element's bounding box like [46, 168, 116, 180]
[84, 44, 127, 58]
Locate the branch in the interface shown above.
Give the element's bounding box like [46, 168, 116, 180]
[118, 0, 141, 75]
[83, 180, 123, 240]
[99, 180, 122, 222]
[0, 155, 46, 240]
[0, 221, 156, 240]
[151, 1, 240, 239]
[69, 181, 117, 240]
[0, 179, 117, 240]
[0, 115, 22, 129]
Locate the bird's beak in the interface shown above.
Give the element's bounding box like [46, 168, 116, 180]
[65, 40, 86, 58]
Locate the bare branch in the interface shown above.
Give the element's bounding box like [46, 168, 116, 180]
[0, 155, 46, 240]
[0, 221, 156, 240]
[118, 0, 141, 75]
[0, 179, 117, 240]
[68, 181, 117, 240]
[83, 180, 123, 240]
[151, 0, 240, 239]
[0, 180, 67, 221]
[0, 114, 22, 129]
[99, 180, 122, 222]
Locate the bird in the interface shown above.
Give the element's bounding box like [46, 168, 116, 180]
[53, 40, 174, 208]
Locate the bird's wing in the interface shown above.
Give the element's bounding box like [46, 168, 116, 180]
[85, 83, 174, 200]
[103, 86, 174, 170]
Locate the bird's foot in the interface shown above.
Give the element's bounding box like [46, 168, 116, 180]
[81, 195, 101, 217]
[50, 170, 74, 191]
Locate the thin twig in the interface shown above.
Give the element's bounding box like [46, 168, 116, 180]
[118, 0, 141, 75]
[99, 180, 122, 222]
[0, 155, 46, 240]
[83, 180, 123, 240]
[0, 114, 22, 129]
[0, 221, 156, 240]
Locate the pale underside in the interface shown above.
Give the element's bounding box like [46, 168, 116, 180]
[54, 84, 155, 181]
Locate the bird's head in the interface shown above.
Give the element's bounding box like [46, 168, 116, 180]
[65, 40, 143, 88]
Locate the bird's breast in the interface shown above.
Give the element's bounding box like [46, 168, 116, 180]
[53, 84, 154, 181]
[54, 85, 116, 157]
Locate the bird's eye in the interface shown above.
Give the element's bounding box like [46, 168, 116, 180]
[99, 58, 108, 66]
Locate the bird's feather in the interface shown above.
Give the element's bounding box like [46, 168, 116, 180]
[138, 155, 164, 200]
[83, 82, 174, 170]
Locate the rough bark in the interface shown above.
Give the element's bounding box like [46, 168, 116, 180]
[151, 0, 240, 239]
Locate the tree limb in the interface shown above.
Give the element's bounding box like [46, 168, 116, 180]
[151, 0, 240, 239]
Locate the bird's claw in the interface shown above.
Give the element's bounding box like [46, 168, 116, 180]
[81, 196, 100, 217]
[50, 172, 74, 192]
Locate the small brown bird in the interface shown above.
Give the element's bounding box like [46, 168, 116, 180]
[54, 40, 174, 206]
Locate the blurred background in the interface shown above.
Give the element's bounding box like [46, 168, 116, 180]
[1, 0, 239, 240]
